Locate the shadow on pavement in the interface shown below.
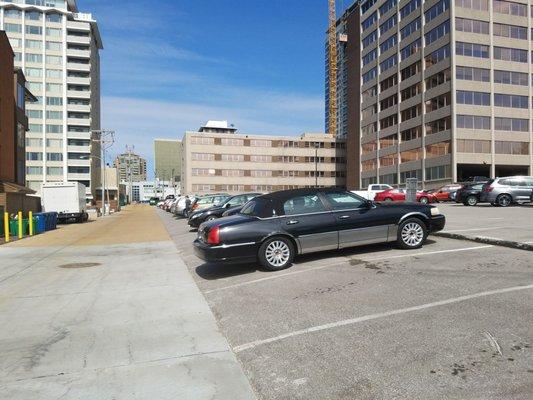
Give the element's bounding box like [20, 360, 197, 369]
[196, 262, 260, 280]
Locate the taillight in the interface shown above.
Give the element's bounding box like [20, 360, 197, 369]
[483, 186, 493, 192]
[207, 226, 220, 245]
[192, 203, 199, 210]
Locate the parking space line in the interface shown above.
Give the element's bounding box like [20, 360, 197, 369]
[233, 283, 533, 353]
[205, 245, 493, 294]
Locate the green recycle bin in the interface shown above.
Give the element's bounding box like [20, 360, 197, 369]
[9, 219, 29, 236]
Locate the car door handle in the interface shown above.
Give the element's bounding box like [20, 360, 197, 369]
[286, 220, 299, 225]
[338, 215, 350, 220]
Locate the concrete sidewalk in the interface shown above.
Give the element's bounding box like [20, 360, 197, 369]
[0, 205, 255, 399]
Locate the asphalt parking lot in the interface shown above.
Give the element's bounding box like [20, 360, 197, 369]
[158, 207, 533, 400]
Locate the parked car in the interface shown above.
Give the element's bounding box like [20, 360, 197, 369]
[455, 183, 485, 206]
[222, 205, 245, 217]
[169, 197, 181, 213]
[480, 176, 533, 207]
[466, 176, 490, 183]
[426, 184, 463, 202]
[351, 184, 393, 200]
[190, 194, 230, 214]
[188, 193, 261, 228]
[374, 188, 437, 204]
[175, 196, 196, 217]
[193, 188, 445, 271]
[149, 197, 160, 206]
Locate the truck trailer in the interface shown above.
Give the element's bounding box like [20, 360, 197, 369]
[41, 182, 88, 223]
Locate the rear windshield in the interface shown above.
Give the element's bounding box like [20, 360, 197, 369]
[240, 199, 274, 218]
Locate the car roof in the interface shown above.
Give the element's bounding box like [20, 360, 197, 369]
[256, 187, 347, 203]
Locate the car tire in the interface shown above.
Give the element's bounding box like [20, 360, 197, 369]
[397, 218, 427, 250]
[496, 194, 512, 207]
[419, 196, 429, 204]
[206, 216, 217, 222]
[258, 236, 295, 271]
[465, 195, 478, 206]
[384, 197, 393, 202]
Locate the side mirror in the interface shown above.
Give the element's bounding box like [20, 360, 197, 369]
[225, 203, 231, 208]
[364, 200, 374, 208]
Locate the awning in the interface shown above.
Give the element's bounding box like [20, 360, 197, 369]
[0, 182, 36, 195]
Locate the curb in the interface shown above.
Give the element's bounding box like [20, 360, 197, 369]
[433, 231, 533, 251]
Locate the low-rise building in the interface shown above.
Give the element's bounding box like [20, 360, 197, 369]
[131, 180, 179, 203]
[182, 121, 346, 195]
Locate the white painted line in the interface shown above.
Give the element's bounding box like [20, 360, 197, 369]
[444, 227, 509, 233]
[363, 245, 493, 262]
[233, 283, 533, 353]
[206, 245, 492, 294]
[203, 261, 348, 294]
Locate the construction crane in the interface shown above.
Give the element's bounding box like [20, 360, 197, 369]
[327, 0, 338, 137]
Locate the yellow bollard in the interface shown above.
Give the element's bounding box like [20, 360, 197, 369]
[3, 212, 9, 243]
[18, 211, 22, 239]
[29, 211, 33, 236]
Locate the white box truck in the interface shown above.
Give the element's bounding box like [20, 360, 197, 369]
[41, 182, 88, 223]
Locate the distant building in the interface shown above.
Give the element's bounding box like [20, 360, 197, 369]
[0, 0, 103, 199]
[131, 180, 178, 202]
[113, 152, 147, 182]
[181, 121, 346, 195]
[154, 139, 181, 183]
[0, 31, 40, 214]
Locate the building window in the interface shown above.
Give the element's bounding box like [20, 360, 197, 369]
[379, 154, 398, 167]
[380, 173, 398, 185]
[380, 0, 397, 15]
[380, 35, 397, 54]
[494, 117, 528, 132]
[26, 166, 43, 175]
[46, 83, 62, 92]
[494, 93, 528, 108]
[191, 153, 214, 161]
[457, 139, 491, 153]
[362, 177, 378, 188]
[400, 169, 422, 183]
[362, 12, 377, 31]
[68, 166, 89, 174]
[455, 18, 489, 34]
[494, 141, 529, 155]
[26, 53, 43, 63]
[47, 167, 63, 176]
[426, 0, 450, 23]
[362, 141, 378, 154]
[362, 160, 377, 172]
[401, 126, 422, 142]
[456, 42, 489, 58]
[401, 83, 421, 101]
[494, 70, 528, 86]
[362, 0, 377, 14]
[426, 165, 451, 181]
[493, 46, 527, 63]
[426, 117, 451, 135]
[26, 11, 42, 21]
[250, 139, 271, 147]
[46, 124, 63, 133]
[26, 138, 43, 147]
[426, 142, 451, 158]
[192, 184, 215, 192]
[46, 41, 62, 51]
[400, 39, 421, 60]
[401, 61, 421, 80]
[362, 122, 377, 136]
[380, 114, 398, 129]
[26, 39, 42, 50]
[221, 154, 244, 161]
[191, 168, 216, 176]
[221, 170, 244, 177]
[29, 124, 43, 133]
[251, 155, 272, 162]
[25, 25, 43, 35]
[46, 27, 62, 37]
[380, 75, 397, 92]
[493, 23, 527, 40]
[46, 69, 62, 79]
[400, 18, 420, 40]
[425, 20, 450, 46]
[425, 92, 451, 113]
[46, 13, 62, 23]
[46, 55, 62, 65]
[362, 30, 377, 49]
[363, 67, 377, 83]
[46, 153, 63, 161]
[456, 66, 490, 82]
[46, 97, 63, 106]
[251, 170, 272, 177]
[27, 109, 43, 119]
[456, 90, 490, 106]
[380, 134, 397, 149]
[426, 69, 451, 90]
[220, 138, 244, 146]
[5, 9, 22, 19]
[362, 49, 377, 66]
[4, 23, 22, 33]
[380, 55, 397, 73]
[363, 85, 377, 101]
[400, 0, 421, 20]
[401, 105, 421, 121]
[400, 148, 422, 163]
[456, 115, 491, 129]
[26, 152, 43, 161]
[190, 137, 214, 145]
[455, 0, 488, 10]
[380, 94, 397, 111]
[425, 45, 450, 67]
[493, 0, 527, 16]
[46, 139, 63, 148]
[379, 15, 397, 35]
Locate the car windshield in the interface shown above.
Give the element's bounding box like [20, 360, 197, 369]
[240, 199, 274, 218]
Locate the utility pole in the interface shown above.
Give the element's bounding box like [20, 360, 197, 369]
[315, 142, 320, 187]
[125, 145, 135, 204]
[91, 130, 115, 216]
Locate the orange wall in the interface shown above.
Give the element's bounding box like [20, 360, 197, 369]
[0, 32, 16, 183]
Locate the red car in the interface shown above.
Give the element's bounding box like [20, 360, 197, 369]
[374, 188, 437, 204]
[427, 184, 463, 202]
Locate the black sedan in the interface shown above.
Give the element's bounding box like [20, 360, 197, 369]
[455, 183, 485, 206]
[188, 193, 261, 228]
[193, 188, 445, 271]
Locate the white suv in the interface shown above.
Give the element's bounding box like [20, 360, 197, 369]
[480, 176, 533, 207]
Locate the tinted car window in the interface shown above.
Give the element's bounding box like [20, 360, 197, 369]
[498, 179, 510, 186]
[227, 195, 246, 207]
[283, 194, 326, 215]
[324, 192, 365, 210]
[240, 199, 274, 218]
[472, 184, 483, 190]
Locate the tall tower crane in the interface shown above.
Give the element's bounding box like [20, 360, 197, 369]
[327, 0, 338, 137]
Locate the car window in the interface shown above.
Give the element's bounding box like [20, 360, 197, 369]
[498, 179, 510, 186]
[525, 178, 533, 186]
[283, 194, 326, 215]
[379, 185, 389, 190]
[240, 199, 274, 218]
[472, 184, 483, 190]
[508, 179, 521, 187]
[370, 185, 380, 190]
[228, 195, 245, 206]
[324, 192, 364, 210]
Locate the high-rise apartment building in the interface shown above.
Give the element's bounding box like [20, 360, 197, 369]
[154, 138, 181, 183]
[332, 0, 533, 189]
[113, 152, 147, 183]
[0, 0, 103, 200]
[182, 121, 346, 195]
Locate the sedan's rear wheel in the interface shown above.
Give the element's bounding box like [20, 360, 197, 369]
[465, 195, 478, 206]
[419, 196, 429, 204]
[497, 194, 512, 207]
[259, 237, 294, 271]
[384, 197, 393, 202]
[397, 218, 427, 249]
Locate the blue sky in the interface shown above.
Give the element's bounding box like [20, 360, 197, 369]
[77, 0, 343, 177]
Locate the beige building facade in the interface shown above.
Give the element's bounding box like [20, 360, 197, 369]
[182, 125, 346, 195]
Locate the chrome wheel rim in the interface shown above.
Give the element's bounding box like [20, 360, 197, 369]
[499, 196, 510, 207]
[420, 197, 428, 204]
[467, 196, 476, 206]
[265, 240, 290, 267]
[401, 222, 424, 247]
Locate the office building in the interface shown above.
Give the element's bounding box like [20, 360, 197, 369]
[332, 0, 533, 189]
[181, 121, 346, 195]
[0, 0, 103, 200]
[154, 138, 181, 183]
[113, 152, 147, 183]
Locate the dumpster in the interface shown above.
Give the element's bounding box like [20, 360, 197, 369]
[9, 219, 29, 236]
[34, 214, 46, 234]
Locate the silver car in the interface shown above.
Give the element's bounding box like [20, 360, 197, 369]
[480, 176, 533, 207]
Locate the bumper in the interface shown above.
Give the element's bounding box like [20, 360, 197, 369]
[193, 239, 258, 263]
[188, 217, 203, 228]
[428, 215, 446, 233]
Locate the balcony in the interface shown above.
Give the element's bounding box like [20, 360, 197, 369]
[67, 103, 91, 113]
[68, 117, 91, 126]
[67, 76, 91, 85]
[67, 35, 90, 46]
[67, 48, 90, 59]
[67, 62, 90, 72]
[67, 145, 91, 153]
[67, 90, 91, 99]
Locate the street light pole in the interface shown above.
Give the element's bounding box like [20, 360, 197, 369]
[314, 142, 319, 188]
[91, 130, 115, 216]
